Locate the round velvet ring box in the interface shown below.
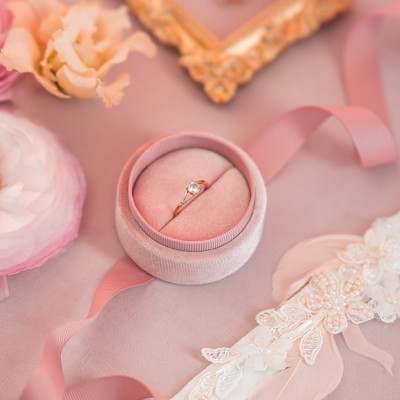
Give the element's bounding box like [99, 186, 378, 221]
[115, 131, 267, 285]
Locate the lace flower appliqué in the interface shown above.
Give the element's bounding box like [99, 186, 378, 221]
[187, 213, 400, 400]
[235, 326, 291, 372]
[365, 272, 400, 323]
[339, 218, 400, 284]
[256, 303, 323, 366]
[299, 271, 374, 334]
[189, 326, 291, 400]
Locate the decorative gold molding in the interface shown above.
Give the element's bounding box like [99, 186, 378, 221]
[126, 0, 352, 103]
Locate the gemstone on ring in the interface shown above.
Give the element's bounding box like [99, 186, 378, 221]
[187, 182, 201, 194]
[173, 180, 209, 217]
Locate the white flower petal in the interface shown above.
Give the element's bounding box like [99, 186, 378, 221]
[237, 343, 258, 357]
[383, 272, 400, 293]
[266, 354, 287, 371]
[245, 354, 265, 371]
[364, 228, 385, 248]
[254, 335, 269, 349]
[363, 262, 383, 285]
[364, 285, 386, 300]
[381, 244, 400, 274]
[343, 243, 370, 263]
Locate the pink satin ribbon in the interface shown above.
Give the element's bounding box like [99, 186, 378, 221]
[247, 105, 397, 182]
[344, 2, 400, 127]
[21, 3, 400, 400]
[21, 256, 167, 400]
[247, 2, 400, 181]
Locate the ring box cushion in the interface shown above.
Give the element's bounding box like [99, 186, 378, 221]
[115, 132, 267, 284]
[133, 148, 251, 241]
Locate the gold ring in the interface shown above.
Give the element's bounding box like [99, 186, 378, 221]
[173, 180, 209, 217]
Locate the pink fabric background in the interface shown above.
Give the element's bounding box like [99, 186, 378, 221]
[1, 0, 400, 399]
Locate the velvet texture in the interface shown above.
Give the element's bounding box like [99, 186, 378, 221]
[116, 132, 267, 284]
[134, 148, 250, 239]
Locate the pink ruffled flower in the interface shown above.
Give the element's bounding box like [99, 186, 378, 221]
[0, 1, 21, 101]
[0, 0, 156, 107]
[0, 110, 85, 300]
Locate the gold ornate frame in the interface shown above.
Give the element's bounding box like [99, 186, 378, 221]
[126, 0, 351, 103]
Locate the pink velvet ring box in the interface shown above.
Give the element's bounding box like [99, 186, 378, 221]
[115, 131, 267, 284]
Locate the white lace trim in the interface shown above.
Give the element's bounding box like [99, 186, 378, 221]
[172, 212, 400, 400]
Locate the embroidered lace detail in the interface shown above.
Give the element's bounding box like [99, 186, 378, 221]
[339, 212, 400, 284]
[299, 271, 374, 334]
[191, 326, 292, 400]
[189, 212, 400, 400]
[257, 303, 324, 365]
[365, 271, 400, 323]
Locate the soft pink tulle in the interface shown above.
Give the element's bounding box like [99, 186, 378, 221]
[271, 234, 361, 303]
[342, 323, 394, 374]
[0, 110, 85, 298]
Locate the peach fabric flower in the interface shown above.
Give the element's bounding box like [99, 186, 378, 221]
[0, 1, 20, 101]
[0, 0, 156, 107]
[0, 110, 85, 300]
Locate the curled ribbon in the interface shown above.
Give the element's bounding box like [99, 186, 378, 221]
[21, 256, 167, 400]
[344, 2, 400, 126]
[21, 3, 400, 399]
[247, 105, 396, 182]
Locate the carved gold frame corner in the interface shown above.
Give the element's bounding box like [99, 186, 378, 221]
[126, 0, 352, 104]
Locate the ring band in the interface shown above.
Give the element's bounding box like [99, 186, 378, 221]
[173, 180, 209, 217]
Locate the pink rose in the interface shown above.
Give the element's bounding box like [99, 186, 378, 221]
[0, 110, 85, 300]
[0, 1, 20, 101]
[0, 0, 156, 107]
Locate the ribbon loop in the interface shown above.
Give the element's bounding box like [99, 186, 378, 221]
[20, 257, 156, 400]
[247, 105, 397, 183]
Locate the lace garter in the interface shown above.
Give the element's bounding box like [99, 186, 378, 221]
[172, 211, 400, 400]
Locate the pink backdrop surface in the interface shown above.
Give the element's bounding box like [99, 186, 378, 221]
[2, 0, 400, 399]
